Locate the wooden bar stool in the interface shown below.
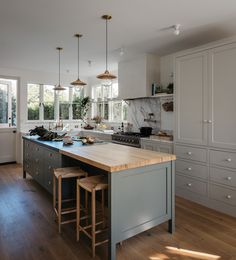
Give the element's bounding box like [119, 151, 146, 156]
[53, 167, 88, 233]
[77, 175, 108, 258]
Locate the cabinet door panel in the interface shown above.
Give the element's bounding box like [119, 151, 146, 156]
[175, 51, 208, 145]
[209, 43, 236, 149]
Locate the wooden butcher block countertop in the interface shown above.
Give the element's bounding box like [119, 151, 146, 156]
[60, 143, 176, 172]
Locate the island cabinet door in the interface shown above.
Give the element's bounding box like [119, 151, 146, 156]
[23, 140, 35, 177]
[108, 162, 173, 245]
[43, 149, 62, 194]
[32, 144, 45, 185]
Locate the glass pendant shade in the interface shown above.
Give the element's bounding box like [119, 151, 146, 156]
[54, 47, 66, 92]
[71, 34, 86, 86]
[97, 15, 117, 81]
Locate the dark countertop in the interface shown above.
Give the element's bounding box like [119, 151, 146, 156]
[22, 135, 84, 151]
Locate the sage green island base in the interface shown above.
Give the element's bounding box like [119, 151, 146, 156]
[23, 137, 176, 260]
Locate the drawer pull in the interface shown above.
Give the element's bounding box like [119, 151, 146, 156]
[48, 166, 52, 170]
[187, 152, 192, 155]
[226, 158, 232, 162]
[226, 195, 231, 199]
[226, 176, 232, 181]
[48, 181, 51, 185]
[187, 183, 192, 187]
[187, 167, 192, 171]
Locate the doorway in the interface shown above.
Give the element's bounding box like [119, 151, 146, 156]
[0, 77, 18, 163]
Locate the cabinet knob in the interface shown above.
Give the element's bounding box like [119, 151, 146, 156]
[226, 195, 231, 199]
[187, 183, 192, 187]
[48, 181, 51, 185]
[187, 167, 192, 171]
[48, 166, 52, 170]
[187, 152, 192, 155]
[208, 120, 212, 123]
[226, 158, 232, 162]
[226, 176, 232, 181]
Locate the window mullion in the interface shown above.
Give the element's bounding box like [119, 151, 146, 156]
[69, 87, 73, 120]
[39, 84, 44, 121]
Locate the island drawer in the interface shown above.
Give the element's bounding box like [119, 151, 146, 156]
[175, 145, 207, 163]
[176, 174, 207, 196]
[176, 160, 208, 180]
[209, 150, 236, 169]
[209, 184, 236, 206]
[210, 167, 236, 188]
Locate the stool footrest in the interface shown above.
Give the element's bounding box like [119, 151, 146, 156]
[61, 219, 76, 225]
[95, 239, 109, 247]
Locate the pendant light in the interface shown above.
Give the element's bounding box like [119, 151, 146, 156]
[54, 47, 66, 92]
[71, 34, 86, 86]
[97, 15, 116, 85]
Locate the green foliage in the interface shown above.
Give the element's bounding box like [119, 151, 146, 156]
[72, 96, 90, 121]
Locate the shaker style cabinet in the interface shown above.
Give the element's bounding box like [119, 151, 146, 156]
[175, 51, 208, 146]
[174, 40, 236, 217]
[208, 43, 236, 150]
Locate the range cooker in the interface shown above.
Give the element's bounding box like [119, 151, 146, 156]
[111, 132, 150, 148]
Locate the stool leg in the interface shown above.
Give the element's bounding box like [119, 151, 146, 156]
[92, 189, 96, 258]
[76, 183, 81, 241]
[102, 189, 105, 229]
[58, 175, 62, 234]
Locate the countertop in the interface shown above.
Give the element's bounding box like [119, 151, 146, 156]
[60, 143, 176, 172]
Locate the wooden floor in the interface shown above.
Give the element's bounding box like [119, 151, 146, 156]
[0, 164, 235, 260]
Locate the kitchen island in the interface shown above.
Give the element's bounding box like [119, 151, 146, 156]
[23, 136, 176, 260]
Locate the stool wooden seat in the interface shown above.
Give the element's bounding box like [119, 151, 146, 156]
[77, 175, 108, 258]
[53, 167, 87, 233]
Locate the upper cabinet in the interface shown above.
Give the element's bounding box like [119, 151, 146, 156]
[175, 51, 208, 146]
[175, 40, 236, 150]
[118, 54, 160, 99]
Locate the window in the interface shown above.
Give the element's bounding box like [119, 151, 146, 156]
[91, 83, 127, 122]
[0, 78, 17, 127]
[27, 84, 84, 121]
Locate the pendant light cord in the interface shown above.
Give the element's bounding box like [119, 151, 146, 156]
[106, 18, 108, 71]
[58, 48, 61, 85]
[78, 36, 80, 78]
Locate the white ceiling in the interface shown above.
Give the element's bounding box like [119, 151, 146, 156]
[1, 0, 236, 78]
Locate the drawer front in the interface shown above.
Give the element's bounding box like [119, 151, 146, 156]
[176, 160, 208, 180]
[210, 184, 236, 206]
[176, 174, 207, 196]
[210, 167, 236, 188]
[210, 150, 236, 169]
[175, 145, 207, 162]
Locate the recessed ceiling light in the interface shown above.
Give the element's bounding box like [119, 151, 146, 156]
[173, 24, 181, 35]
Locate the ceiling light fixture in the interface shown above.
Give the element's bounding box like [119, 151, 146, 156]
[71, 34, 86, 86]
[54, 47, 66, 92]
[173, 24, 181, 35]
[97, 15, 117, 85]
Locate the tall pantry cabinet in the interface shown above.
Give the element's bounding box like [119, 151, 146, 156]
[174, 40, 236, 217]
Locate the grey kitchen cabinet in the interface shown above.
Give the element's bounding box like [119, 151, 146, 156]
[141, 139, 173, 154]
[174, 39, 236, 217]
[23, 139, 62, 194]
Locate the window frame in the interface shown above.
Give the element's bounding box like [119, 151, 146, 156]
[27, 84, 84, 122]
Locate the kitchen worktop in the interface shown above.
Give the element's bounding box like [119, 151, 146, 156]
[60, 143, 176, 172]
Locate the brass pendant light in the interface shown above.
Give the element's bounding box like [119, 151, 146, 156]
[97, 15, 116, 83]
[54, 47, 66, 91]
[71, 34, 87, 86]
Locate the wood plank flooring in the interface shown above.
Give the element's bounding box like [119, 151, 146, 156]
[0, 164, 235, 260]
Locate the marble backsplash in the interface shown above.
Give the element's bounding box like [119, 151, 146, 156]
[127, 98, 161, 134]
